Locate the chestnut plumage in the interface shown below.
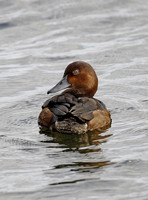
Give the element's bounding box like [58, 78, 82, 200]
[38, 61, 111, 134]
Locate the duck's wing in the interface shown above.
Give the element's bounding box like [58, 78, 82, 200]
[41, 94, 107, 123]
[70, 97, 107, 122]
[42, 93, 77, 121]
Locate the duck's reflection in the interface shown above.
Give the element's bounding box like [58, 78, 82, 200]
[40, 129, 113, 175]
[53, 161, 112, 174]
[40, 128, 112, 153]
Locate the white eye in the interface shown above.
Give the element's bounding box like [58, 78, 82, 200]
[73, 69, 79, 75]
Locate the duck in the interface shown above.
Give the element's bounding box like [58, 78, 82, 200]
[38, 61, 111, 134]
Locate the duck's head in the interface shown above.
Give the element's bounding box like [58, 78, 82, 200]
[47, 61, 98, 97]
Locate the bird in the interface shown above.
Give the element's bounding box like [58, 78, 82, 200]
[38, 61, 111, 134]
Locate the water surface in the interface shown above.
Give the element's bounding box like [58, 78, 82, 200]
[0, 0, 148, 199]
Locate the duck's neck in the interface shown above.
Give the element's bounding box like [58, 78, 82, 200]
[62, 88, 94, 98]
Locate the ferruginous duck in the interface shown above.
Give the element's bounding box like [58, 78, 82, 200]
[38, 61, 111, 134]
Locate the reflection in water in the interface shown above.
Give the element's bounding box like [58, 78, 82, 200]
[54, 161, 112, 173]
[40, 129, 112, 153]
[50, 161, 112, 185]
[40, 129, 113, 176]
[50, 178, 87, 185]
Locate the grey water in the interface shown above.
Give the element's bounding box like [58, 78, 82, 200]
[0, 0, 148, 199]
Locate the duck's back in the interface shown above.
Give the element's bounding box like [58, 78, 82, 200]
[39, 93, 111, 134]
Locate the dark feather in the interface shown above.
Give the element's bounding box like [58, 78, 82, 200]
[54, 104, 69, 113]
[42, 93, 106, 123]
[50, 107, 66, 116]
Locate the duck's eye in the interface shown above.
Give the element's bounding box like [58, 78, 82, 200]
[73, 69, 79, 75]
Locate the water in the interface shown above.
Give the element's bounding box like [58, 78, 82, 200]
[0, 0, 148, 199]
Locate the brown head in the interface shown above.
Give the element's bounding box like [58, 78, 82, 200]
[47, 61, 98, 97]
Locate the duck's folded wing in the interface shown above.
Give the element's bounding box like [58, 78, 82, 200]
[42, 93, 77, 118]
[70, 97, 107, 121]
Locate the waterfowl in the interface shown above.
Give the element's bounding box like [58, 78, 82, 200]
[38, 61, 111, 134]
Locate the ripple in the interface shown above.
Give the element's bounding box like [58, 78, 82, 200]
[0, 0, 148, 199]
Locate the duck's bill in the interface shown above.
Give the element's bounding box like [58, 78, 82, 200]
[47, 75, 71, 94]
